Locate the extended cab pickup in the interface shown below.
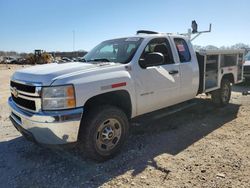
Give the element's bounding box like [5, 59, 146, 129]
[8, 32, 244, 161]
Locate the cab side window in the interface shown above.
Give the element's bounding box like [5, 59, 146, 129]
[174, 38, 191, 63]
[140, 38, 174, 65]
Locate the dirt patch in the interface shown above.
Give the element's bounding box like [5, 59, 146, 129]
[0, 65, 249, 187]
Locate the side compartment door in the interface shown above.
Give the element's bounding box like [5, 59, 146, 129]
[134, 37, 181, 115]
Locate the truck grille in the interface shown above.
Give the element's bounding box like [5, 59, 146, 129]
[11, 93, 36, 111]
[10, 81, 36, 93]
[10, 80, 41, 112]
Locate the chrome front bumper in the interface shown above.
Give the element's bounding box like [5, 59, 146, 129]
[8, 97, 83, 145]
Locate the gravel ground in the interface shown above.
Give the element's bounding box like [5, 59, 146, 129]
[0, 65, 249, 188]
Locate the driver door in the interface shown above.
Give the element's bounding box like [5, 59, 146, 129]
[134, 37, 180, 115]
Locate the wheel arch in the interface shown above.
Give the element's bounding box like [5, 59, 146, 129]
[83, 90, 132, 119]
[221, 73, 235, 85]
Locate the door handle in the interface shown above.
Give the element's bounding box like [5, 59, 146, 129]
[169, 70, 179, 75]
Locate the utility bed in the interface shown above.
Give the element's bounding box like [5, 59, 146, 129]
[196, 49, 244, 94]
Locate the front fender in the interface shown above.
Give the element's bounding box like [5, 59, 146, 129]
[52, 70, 137, 117]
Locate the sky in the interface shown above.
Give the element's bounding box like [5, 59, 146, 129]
[0, 0, 249, 53]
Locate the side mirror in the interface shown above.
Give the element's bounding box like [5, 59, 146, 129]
[139, 52, 164, 68]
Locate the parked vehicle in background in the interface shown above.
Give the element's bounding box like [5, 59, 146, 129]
[4, 57, 17, 64]
[8, 58, 25, 64]
[59, 57, 72, 63]
[17, 58, 27, 64]
[77, 57, 87, 62]
[243, 52, 250, 81]
[8, 31, 244, 161]
[74, 57, 87, 62]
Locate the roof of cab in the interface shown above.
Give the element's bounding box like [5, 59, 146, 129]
[103, 32, 188, 42]
[135, 30, 187, 39]
[135, 33, 186, 39]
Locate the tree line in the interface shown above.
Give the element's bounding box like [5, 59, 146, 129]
[1, 43, 250, 57]
[0, 50, 87, 58]
[193, 43, 250, 50]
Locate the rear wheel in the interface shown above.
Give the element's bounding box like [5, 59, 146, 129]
[79, 105, 129, 161]
[211, 79, 231, 107]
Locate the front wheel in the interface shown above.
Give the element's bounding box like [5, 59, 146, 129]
[78, 105, 129, 161]
[211, 79, 231, 107]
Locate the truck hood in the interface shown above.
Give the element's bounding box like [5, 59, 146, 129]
[11, 62, 120, 85]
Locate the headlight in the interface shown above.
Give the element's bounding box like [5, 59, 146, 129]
[42, 85, 76, 110]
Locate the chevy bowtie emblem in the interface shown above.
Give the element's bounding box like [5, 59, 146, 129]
[12, 87, 19, 98]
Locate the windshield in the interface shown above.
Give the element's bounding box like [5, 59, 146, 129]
[83, 37, 143, 64]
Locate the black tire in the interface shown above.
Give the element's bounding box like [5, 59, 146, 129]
[211, 79, 231, 107]
[78, 105, 129, 162]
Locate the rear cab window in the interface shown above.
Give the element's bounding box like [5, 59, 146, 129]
[174, 38, 191, 63]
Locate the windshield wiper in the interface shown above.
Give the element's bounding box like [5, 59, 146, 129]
[88, 58, 110, 62]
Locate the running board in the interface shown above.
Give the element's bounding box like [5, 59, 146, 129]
[131, 100, 197, 126]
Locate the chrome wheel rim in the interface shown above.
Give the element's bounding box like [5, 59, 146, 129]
[95, 118, 122, 152]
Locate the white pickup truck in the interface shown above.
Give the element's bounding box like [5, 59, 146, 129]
[9, 31, 244, 161]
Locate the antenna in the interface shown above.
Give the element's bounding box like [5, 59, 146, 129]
[73, 30, 75, 52]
